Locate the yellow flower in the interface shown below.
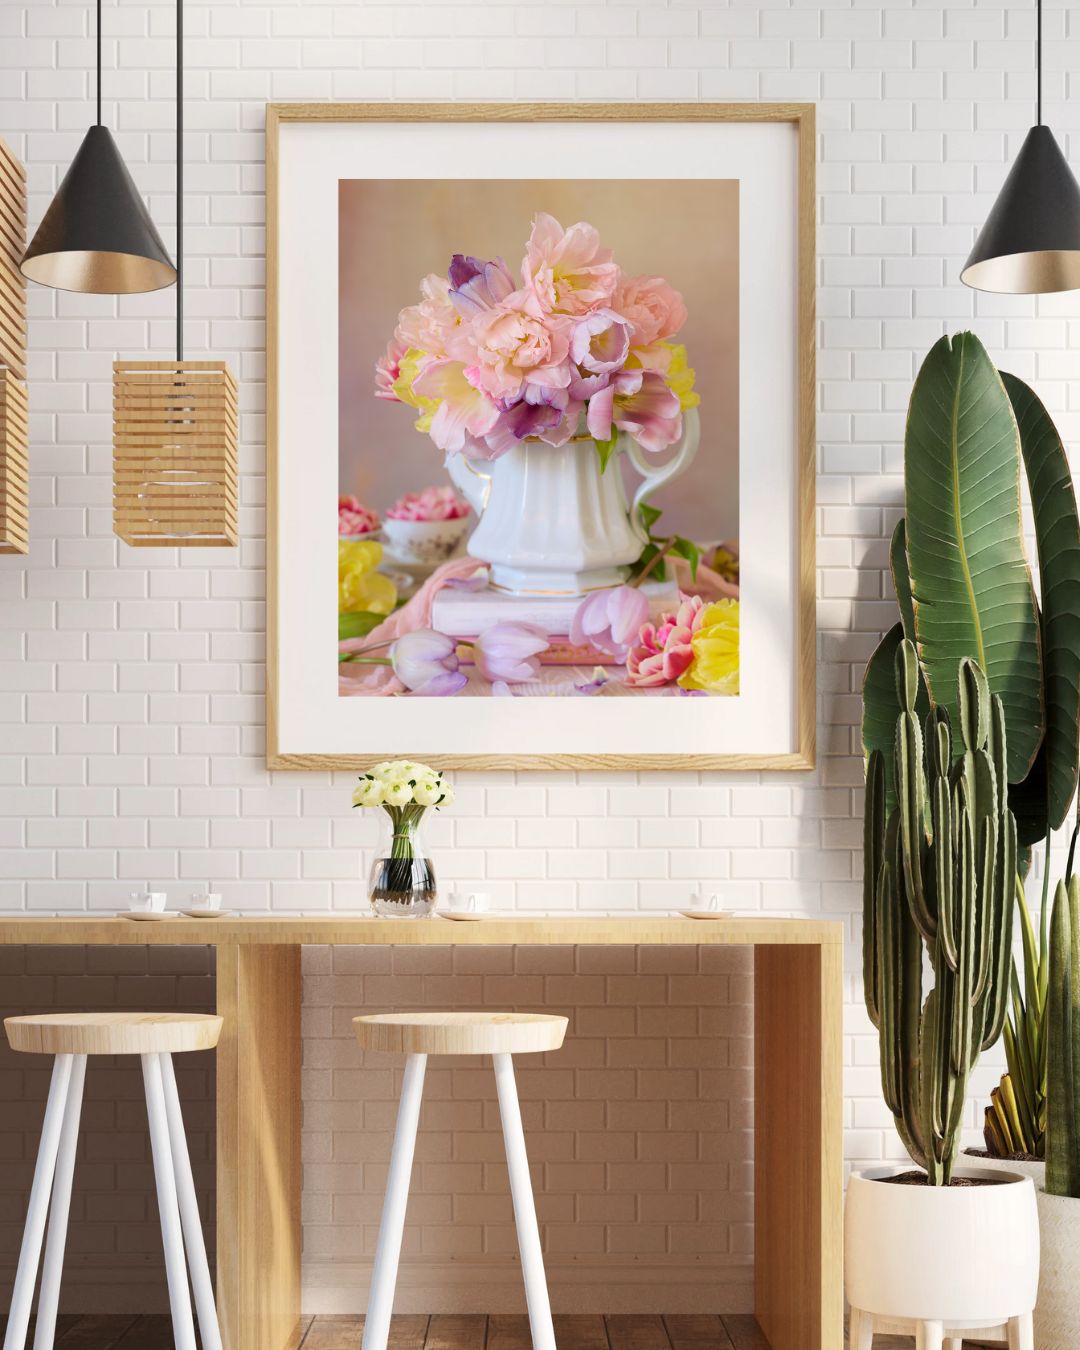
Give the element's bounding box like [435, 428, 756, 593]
[678, 599, 739, 695]
[338, 540, 397, 616]
[663, 342, 701, 411]
[392, 348, 440, 434]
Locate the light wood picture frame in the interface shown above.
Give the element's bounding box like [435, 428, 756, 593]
[266, 103, 816, 771]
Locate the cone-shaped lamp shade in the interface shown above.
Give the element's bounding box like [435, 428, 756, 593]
[962, 125, 1080, 294]
[20, 125, 176, 294]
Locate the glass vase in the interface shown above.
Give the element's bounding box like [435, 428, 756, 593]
[368, 809, 438, 918]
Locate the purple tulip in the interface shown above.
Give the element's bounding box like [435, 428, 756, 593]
[390, 628, 467, 696]
[569, 586, 649, 659]
[447, 254, 515, 317]
[472, 622, 549, 684]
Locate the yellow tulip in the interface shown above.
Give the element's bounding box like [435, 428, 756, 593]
[663, 343, 701, 411]
[678, 599, 739, 695]
[338, 540, 397, 616]
[392, 348, 440, 434]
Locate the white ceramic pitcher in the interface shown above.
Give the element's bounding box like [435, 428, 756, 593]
[447, 408, 700, 596]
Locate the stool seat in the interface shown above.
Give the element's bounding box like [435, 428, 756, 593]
[354, 1011, 567, 1057]
[4, 1013, 223, 1057]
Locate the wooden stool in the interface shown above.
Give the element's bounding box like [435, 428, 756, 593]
[354, 1012, 568, 1350]
[2, 1013, 224, 1350]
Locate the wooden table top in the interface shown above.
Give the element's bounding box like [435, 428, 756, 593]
[0, 913, 842, 946]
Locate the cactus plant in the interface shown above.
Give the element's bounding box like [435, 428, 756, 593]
[1046, 875, 1080, 1197]
[864, 639, 1016, 1185]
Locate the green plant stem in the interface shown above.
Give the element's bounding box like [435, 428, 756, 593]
[632, 538, 676, 588]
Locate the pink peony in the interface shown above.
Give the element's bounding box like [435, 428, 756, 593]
[626, 595, 705, 687]
[614, 274, 688, 347]
[448, 289, 572, 403]
[522, 212, 620, 316]
[387, 486, 469, 522]
[374, 337, 407, 401]
[339, 496, 381, 537]
[394, 273, 461, 358]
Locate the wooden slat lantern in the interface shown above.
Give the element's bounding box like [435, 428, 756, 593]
[0, 134, 28, 555]
[112, 359, 238, 546]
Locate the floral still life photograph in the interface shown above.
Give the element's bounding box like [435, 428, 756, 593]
[337, 179, 740, 700]
[352, 759, 454, 917]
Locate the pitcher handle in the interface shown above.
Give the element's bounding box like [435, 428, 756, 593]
[446, 452, 493, 518]
[624, 407, 701, 526]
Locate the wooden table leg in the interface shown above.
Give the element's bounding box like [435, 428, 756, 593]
[753, 942, 843, 1350]
[216, 942, 303, 1350]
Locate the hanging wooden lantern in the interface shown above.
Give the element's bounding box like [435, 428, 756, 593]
[0, 134, 28, 555]
[112, 359, 238, 546]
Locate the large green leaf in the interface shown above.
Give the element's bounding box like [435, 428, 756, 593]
[862, 622, 930, 815]
[1003, 371, 1080, 830]
[891, 519, 917, 640]
[904, 332, 1044, 784]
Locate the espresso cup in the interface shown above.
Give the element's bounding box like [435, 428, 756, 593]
[449, 891, 490, 913]
[129, 891, 167, 913]
[689, 891, 724, 913]
[190, 892, 222, 911]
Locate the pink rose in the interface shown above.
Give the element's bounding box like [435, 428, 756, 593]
[338, 496, 381, 537]
[614, 274, 688, 346]
[626, 596, 706, 687]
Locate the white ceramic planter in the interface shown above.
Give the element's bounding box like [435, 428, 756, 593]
[845, 1166, 1039, 1348]
[447, 409, 700, 596]
[963, 1154, 1080, 1350]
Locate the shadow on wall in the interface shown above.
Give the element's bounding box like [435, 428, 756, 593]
[0, 945, 217, 1315]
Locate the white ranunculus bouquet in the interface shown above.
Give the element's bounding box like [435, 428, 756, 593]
[352, 761, 453, 917]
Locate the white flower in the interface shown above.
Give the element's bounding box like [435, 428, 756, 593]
[353, 778, 385, 807]
[384, 780, 413, 807]
[437, 784, 455, 808]
[413, 779, 441, 807]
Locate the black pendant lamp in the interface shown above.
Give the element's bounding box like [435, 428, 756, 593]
[961, 0, 1080, 294]
[20, 0, 176, 294]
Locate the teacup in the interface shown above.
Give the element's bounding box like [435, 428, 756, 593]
[449, 891, 491, 914]
[689, 891, 724, 913]
[190, 893, 222, 911]
[129, 891, 167, 913]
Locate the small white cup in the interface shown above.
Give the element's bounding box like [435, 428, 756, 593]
[690, 891, 724, 913]
[450, 891, 490, 913]
[190, 892, 222, 912]
[129, 891, 167, 913]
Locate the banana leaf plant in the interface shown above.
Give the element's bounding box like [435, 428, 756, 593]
[862, 332, 1080, 848]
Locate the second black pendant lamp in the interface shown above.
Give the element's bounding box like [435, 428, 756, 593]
[961, 0, 1080, 294]
[20, 0, 176, 294]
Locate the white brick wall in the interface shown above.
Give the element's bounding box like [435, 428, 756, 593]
[1, 0, 1076, 1310]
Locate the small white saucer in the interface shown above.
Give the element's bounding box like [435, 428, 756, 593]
[180, 908, 234, 919]
[439, 910, 491, 922]
[117, 910, 170, 922]
[677, 908, 732, 920]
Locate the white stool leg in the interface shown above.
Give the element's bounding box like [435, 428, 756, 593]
[916, 1322, 944, 1350]
[848, 1306, 873, 1349]
[1008, 1314, 1034, 1350]
[3, 1055, 74, 1350]
[159, 1052, 223, 1350]
[32, 1055, 87, 1350]
[142, 1053, 197, 1350]
[362, 1053, 427, 1350]
[493, 1052, 555, 1350]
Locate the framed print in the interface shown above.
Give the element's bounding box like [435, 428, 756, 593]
[267, 103, 815, 771]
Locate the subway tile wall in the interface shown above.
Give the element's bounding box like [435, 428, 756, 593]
[1, 0, 1077, 1314]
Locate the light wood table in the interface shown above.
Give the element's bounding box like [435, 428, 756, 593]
[0, 915, 843, 1350]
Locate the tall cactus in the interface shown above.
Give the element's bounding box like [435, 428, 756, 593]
[1046, 876, 1080, 1197]
[864, 639, 1017, 1185]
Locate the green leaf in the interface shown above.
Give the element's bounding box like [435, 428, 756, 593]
[904, 332, 1044, 784]
[638, 502, 663, 534]
[596, 433, 619, 474]
[1003, 371, 1080, 830]
[338, 610, 385, 642]
[632, 542, 667, 583]
[669, 535, 702, 582]
[891, 519, 917, 641]
[862, 623, 930, 816]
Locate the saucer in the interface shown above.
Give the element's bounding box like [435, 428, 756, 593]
[117, 910, 170, 922]
[677, 908, 731, 920]
[439, 910, 491, 922]
[180, 908, 234, 919]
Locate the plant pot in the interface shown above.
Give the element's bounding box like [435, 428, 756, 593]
[964, 1150, 1046, 1185]
[845, 1166, 1039, 1343]
[1032, 1188, 1080, 1350]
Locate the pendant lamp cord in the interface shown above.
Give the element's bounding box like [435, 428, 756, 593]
[176, 0, 183, 362]
[95, 0, 101, 125]
[1037, 0, 1043, 126]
